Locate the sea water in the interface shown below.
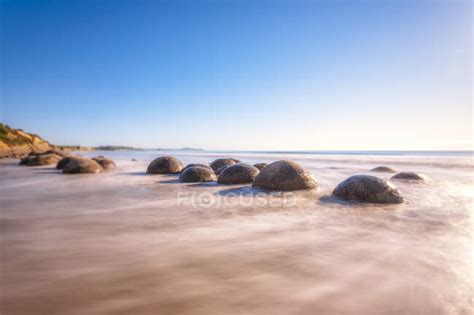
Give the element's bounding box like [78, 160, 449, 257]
[0, 150, 472, 314]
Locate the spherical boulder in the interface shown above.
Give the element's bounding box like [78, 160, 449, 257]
[210, 158, 240, 173]
[391, 172, 428, 182]
[253, 163, 268, 171]
[217, 163, 259, 185]
[25, 153, 62, 166]
[182, 163, 213, 173]
[253, 160, 317, 191]
[92, 156, 116, 171]
[146, 156, 183, 174]
[370, 166, 396, 173]
[333, 175, 404, 204]
[63, 157, 103, 174]
[57, 156, 81, 170]
[179, 166, 217, 183]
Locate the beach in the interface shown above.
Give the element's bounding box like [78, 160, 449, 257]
[1, 151, 472, 314]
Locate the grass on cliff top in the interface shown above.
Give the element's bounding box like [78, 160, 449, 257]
[0, 123, 33, 145]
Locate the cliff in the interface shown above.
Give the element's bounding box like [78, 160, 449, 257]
[0, 124, 53, 158]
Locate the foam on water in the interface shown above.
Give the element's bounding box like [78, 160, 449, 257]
[0, 151, 472, 314]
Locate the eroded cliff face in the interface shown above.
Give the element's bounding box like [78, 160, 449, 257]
[0, 124, 53, 158]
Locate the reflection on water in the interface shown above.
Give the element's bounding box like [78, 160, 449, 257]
[0, 151, 472, 314]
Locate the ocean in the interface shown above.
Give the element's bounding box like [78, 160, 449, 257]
[1, 150, 472, 314]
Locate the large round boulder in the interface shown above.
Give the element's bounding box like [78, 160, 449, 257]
[210, 158, 240, 173]
[146, 156, 183, 174]
[391, 172, 428, 182]
[179, 166, 217, 183]
[56, 156, 81, 170]
[62, 157, 103, 174]
[253, 163, 268, 171]
[181, 163, 213, 173]
[25, 153, 62, 166]
[217, 163, 259, 185]
[333, 175, 404, 204]
[92, 156, 116, 171]
[252, 160, 317, 191]
[370, 166, 396, 173]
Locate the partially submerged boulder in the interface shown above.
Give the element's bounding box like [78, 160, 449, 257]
[92, 156, 116, 171]
[147, 156, 183, 174]
[253, 163, 268, 171]
[217, 163, 259, 185]
[182, 163, 213, 173]
[63, 157, 103, 174]
[333, 175, 404, 204]
[57, 156, 81, 170]
[24, 153, 62, 166]
[210, 158, 240, 173]
[253, 160, 317, 191]
[370, 166, 396, 173]
[391, 172, 428, 182]
[179, 166, 216, 183]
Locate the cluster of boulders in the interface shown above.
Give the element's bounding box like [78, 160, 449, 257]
[57, 155, 116, 174]
[19, 149, 116, 174]
[370, 166, 429, 182]
[59, 157, 107, 174]
[17, 151, 429, 205]
[19, 149, 67, 166]
[146, 156, 429, 204]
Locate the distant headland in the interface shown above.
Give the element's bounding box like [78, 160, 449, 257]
[0, 124, 204, 158]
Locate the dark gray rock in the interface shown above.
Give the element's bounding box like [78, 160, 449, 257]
[391, 172, 428, 182]
[92, 156, 116, 171]
[253, 160, 317, 191]
[179, 166, 217, 183]
[63, 157, 103, 174]
[210, 158, 240, 173]
[147, 156, 183, 174]
[253, 163, 268, 171]
[370, 166, 396, 173]
[217, 163, 259, 185]
[333, 175, 404, 204]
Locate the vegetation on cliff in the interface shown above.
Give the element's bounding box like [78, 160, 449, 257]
[0, 123, 41, 146]
[0, 123, 53, 157]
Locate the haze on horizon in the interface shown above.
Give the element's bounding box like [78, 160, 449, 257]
[0, 0, 472, 151]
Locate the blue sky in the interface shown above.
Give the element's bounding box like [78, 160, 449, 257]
[1, 0, 472, 150]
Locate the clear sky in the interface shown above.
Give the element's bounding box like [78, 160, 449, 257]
[1, 0, 472, 150]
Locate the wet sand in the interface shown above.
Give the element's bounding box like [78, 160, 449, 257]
[1, 151, 472, 314]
